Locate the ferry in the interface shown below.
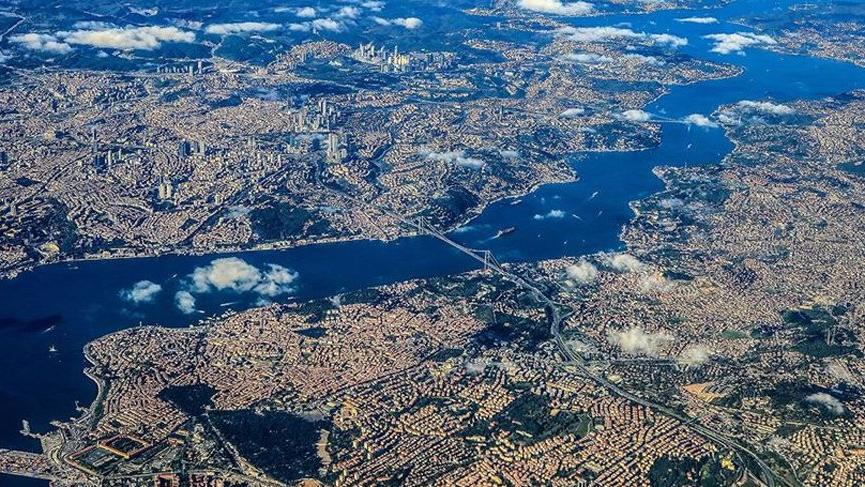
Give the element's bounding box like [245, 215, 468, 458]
[493, 227, 516, 239]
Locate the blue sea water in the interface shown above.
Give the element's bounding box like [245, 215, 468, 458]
[3, 1, 865, 485]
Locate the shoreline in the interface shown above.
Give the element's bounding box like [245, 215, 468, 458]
[0, 64, 748, 459]
[5, 7, 833, 472]
[78, 345, 107, 432]
[33, 86, 864, 485]
[0, 52, 750, 283]
[2, 164, 583, 281]
[54, 132, 719, 449]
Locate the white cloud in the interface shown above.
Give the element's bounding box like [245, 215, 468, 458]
[659, 198, 684, 209]
[174, 290, 197, 314]
[623, 53, 664, 65]
[805, 392, 844, 415]
[826, 361, 854, 383]
[716, 111, 738, 125]
[561, 107, 585, 118]
[678, 344, 712, 366]
[616, 109, 651, 122]
[186, 257, 299, 297]
[362, 1, 386, 11]
[533, 209, 566, 220]
[422, 149, 485, 169]
[393, 17, 423, 29]
[172, 19, 203, 30]
[129, 7, 159, 17]
[189, 257, 261, 293]
[563, 52, 613, 64]
[608, 326, 672, 355]
[72, 21, 116, 30]
[704, 32, 775, 55]
[372, 17, 423, 29]
[639, 273, 675, 293]
[225, 205, 251, 219]
[683, 113, 718, 128]
[120, 280, 162, 304]
[736, 100, 796, 115]
[336, 6, 361, 18]
[464, 359, 487, 375]
[518, 0, 594, 16]
[253, 264, 301, 297]
[650, 33, 689, 48]
[60, 25, 195, 51]
[675, 16, 718, 24]
[292, 3, 410, 34]
[296, 7, 318, 18]
[205, 22, 281, 35]
[312, 18, 345, 32]
[288, 18, 348, 33]
[602, 253, 645, 272]
[565, 260, 598, 285]
[10, 33, 73, 54]
[719, 100, 796, 125]
[561, 26, 687, 48]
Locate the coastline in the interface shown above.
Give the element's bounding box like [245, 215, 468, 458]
[0, 67, 747, 458]
[0, 43, 753, 283]
[0, 49, 753, 284]
[0, 163, 580, 282]
[4, 0, 865, 483]
[79, 345, 107, 431]
[56, 128, 713, 444]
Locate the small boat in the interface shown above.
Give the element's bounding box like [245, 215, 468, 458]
[588, 191, 599, 201]
[510, 199, 522, 205]
[493, 227, 516, 239]
[48, 345, 57, 353]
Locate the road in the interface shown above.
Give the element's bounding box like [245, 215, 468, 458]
[404, 216, 786, 487]
[318, 172, 789, 486]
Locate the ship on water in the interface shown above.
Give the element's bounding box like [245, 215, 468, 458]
[492, 227, 516, 239]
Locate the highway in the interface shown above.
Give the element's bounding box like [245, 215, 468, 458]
[321, 173, 789, 486]
[404, 217, 787, 487]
